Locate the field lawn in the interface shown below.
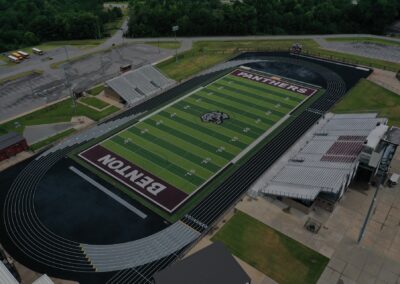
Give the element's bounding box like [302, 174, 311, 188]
[0, 98, 119, 135]
[80, 96, 109, 109]
[87, 84, 105, 96]
[157, 39, 400, 81]
[145, 41, 181, 50]
[157, 51, 232, 81]
[325, 37, 400, 47]
[212, 211, 329, 284]
[332, 79, 400, 127]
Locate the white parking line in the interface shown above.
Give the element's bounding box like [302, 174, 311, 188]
[69, 166, 148, 219]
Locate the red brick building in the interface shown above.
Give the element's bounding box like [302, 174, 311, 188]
[0, 132, 28, 162]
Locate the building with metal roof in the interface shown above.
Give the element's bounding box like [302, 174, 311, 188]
[105, 65, 175, 106]
[0, 261, 18, 284]
[152, 242, 251, 284]
[262, 113, 387, 204]
[0, 132, 28, 161]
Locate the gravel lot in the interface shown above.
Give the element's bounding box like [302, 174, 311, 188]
[317, 39, 400, 63]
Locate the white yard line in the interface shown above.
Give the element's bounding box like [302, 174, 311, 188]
[138, 86, 204, 122]
[69, 166, 148, 219]
[231, 114, 290, 164]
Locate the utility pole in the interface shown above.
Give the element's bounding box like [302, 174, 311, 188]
[63, 45, 76, 112]
[172, 25, 179, 62]
[357, 143, 391, 243]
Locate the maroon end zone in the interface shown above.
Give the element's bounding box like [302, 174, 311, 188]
[79, 145, 188, 213]
[231, 69, 318, 96]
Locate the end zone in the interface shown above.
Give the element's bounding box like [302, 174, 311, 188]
[79, 145, 188, 213]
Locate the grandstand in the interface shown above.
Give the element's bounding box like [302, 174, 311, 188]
[260, 113, 387, 209]
[105, 65, 175, 106]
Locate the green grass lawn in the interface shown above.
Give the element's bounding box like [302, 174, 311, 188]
[332, 79, 400, 127]
[212, 211, 329, 284]
[80, 97, 109, 109]
[145, 41, 181, 50]
[325, 37, 400, 47]
[87, 84, 105, 96]
[0, 98, 119, 135]
[157, 39, 400, 81]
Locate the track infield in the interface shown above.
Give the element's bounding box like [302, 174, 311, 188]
[79, 68, 319, 213]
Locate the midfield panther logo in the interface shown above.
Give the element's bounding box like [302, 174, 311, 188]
[201, 111, 230, 125]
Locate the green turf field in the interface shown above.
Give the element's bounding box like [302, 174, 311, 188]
[80, 69, 317, 212]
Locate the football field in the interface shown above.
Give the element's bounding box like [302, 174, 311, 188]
[79, 68, 319, 213]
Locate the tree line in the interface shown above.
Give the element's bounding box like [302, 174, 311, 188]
[0, 0, 122, 52]
[127, 0, 399, 38]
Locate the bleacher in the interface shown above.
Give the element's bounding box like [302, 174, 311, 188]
[105, 65, 175, 106]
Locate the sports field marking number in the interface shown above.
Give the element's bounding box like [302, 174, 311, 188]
[243, 127, 251, 133]
[185, 169, 196, 176]
[156, 120, 163, 126]
[170, 112, 177, 118]
[265, 111, 271, 115]
[140, 128, 148, 134]
[231, 136, 239, 142]
[183, 105, 190, 110]
[201, 157, 212, 164]
[216, 146, 225, 153]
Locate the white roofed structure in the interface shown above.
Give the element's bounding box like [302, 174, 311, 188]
[262, 113, 387, 201]
[105, 65, 175, 106]
[0, 261, 18, 284]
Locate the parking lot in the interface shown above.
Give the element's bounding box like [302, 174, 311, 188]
[0, 43, 173, 123]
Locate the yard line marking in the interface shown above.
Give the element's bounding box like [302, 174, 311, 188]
[69, 166, 148, 219]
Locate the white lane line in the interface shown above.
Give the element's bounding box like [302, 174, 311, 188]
[69, 166, 147, 219]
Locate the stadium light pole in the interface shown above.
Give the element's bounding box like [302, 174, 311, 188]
[63, 45, 77, 113]
[172, 25, 179, 62]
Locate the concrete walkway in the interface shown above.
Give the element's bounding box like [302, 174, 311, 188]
[368, 69, 400, 95]
[23, 122, 73, 145]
